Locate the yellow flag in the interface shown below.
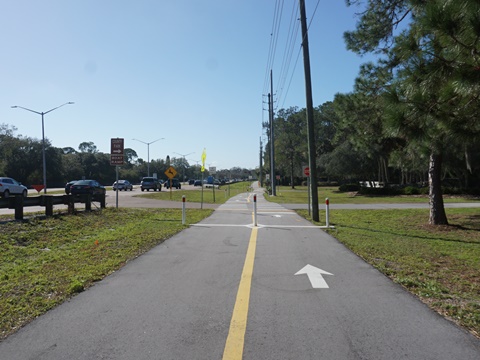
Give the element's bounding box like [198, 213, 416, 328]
[201, 148, 206, 172]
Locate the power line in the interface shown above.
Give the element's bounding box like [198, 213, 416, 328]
[267, 0, 322, 111]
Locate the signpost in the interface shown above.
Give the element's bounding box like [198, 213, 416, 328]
[201, 148, 206, 209]
[165, 166, 177, 199]
[209, 166, 216, 203]
[111, 138, 124, 209]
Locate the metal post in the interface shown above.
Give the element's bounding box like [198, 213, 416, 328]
[41, 113, 47, 194]
[12, 102, 74, 194]
[147, 144, 150, 177]
[201, 172, 204, 209]
[115, 165, 119, 209]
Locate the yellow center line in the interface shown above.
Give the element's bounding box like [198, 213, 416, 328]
[222, 227, 258, 360]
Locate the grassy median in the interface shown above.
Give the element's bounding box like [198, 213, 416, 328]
[0, 207, 213, 340]
[267, 185, 478, 204]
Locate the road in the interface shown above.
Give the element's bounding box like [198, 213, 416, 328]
[1, 185, 479, 216]
[0, 185, 479, 359]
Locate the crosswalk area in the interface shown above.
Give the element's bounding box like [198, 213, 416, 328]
[216, 191, 296, 215]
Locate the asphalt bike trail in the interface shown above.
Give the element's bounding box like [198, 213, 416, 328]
[0, 186, 479, 359]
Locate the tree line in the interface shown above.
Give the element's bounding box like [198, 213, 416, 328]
[0, 124, 255, 188]
[263, 0, 480, 225]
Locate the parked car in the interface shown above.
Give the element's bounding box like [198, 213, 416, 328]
[65, 180, 79, 195]
[0, 177, 28, 198]
[70, 180, 106, 196]
[194, 180, 202, 186]
[140, 177, 160, 191]
[188, 179, 195, 185]
[113, 180, 133, 191]
[164, 178, 181, 189]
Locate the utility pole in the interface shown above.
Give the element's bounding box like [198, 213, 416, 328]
[299, 0, 319, 221]
[259, 137, 263, 187]
[269, 70, 276, 196]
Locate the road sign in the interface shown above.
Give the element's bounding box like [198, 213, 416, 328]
[110, 138, 124, 165]
[165, 166, 177, 179]
[303, 166, 310, 176]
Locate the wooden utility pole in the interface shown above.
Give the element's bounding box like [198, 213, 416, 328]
[299, 0, 319, 221]
[259, 137, 263, 187]
[268, 84, 276, 196]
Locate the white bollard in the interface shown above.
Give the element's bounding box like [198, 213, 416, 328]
[254, 194, 257, 227]
[325, 198, 330, 228]
[182, 195, 186, 225]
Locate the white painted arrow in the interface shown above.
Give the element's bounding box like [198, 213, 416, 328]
[295, 264, 333, 288]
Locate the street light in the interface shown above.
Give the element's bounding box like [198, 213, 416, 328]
[11, 102, 74, 194]
[132, 138, 165, 177]
[174, 152, 194, 183]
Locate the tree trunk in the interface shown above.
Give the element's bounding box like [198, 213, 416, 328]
[428, 152, 448, 225]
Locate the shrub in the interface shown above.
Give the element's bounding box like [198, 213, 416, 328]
[359, 187, 401, 196]
[339, 184, 360, 192]
[403, 186, 420, 195]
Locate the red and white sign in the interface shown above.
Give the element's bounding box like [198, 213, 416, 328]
[303, 166, 310, 176]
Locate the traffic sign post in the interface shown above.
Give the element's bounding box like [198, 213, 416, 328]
[165, 166, 177, 199]
[111, 138, 124, 209]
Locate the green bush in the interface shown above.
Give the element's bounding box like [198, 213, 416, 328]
[359, 187, 401, 196]
[339, 184, 360, 192]
[403, 186, 420, 195]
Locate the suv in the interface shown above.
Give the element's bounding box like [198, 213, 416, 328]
[0, 177, 28, 198]
[141, 177, 160, 191]
[164, 178, 181, 189]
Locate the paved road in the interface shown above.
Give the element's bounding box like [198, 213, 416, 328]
[1, 186, 479, 359]
[1, 185, 479, 216]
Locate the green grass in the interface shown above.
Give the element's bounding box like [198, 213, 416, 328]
[137, 182, 253, 204]
[268, 186, 478, 204]
[0, 207, 213, 340]
[296, 207, 480, 338]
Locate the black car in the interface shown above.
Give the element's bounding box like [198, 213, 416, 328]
[70, 180, 106, 196]
[65, 180, 79, 195]
[164, 178, 181, 189]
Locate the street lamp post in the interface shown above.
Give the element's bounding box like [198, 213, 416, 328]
[11, 102, 74, 194]
[174, 152, 194, 183]
[132, 138, 164, 177]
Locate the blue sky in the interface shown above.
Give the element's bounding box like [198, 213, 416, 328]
[1, 0, 371, 170]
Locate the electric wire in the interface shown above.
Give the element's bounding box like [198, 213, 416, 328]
[263, 0, 322, 120]
[275, 0, 322, 111]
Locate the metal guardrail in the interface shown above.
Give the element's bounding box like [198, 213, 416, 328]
[0, 194, 106, 220]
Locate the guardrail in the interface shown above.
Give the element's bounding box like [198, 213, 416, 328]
[0, 194, 106, 220]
